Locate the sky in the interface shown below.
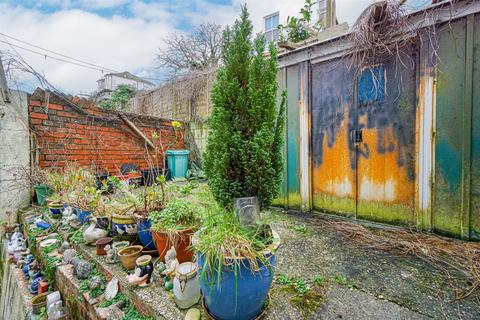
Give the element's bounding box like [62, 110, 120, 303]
[0, 0, 431, 95]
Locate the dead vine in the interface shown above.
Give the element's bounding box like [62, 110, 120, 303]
[347, 0, 416, 74]
[320, 219, 480, 301]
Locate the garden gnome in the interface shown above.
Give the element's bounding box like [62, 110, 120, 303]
[161, 246, 179, 279]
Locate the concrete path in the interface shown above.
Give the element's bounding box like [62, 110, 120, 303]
[266, 210, 480, 319]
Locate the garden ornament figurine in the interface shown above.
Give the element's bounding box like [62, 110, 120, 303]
[161, 246, 179, 279]
[8, 227, 26, 254]
[105, 244, 117, 263]
[127, 255, 153, 287]
[83, 217, 108, 245]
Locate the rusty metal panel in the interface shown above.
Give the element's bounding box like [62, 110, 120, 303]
[286, 65, 301, 209]
[311, 59, 356, 216]
[356, 51, 417, 225]
[470, 14, 480, 240]
[434, 20, 466, 237]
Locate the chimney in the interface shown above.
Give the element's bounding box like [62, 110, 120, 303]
[318, 0, 337, 29]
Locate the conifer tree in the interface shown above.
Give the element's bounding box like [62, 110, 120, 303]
[204, 5, 287, 209]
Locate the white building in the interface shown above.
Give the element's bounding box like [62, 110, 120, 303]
[96, 71, 155, 103]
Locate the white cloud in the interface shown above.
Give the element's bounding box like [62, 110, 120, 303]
[0, 2, 175, 94]
[0, 0, 392, 95]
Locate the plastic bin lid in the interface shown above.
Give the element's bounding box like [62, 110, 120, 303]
[166, 150, 190, 155]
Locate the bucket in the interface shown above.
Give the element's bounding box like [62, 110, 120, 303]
[166, 150, 190, 179]
[34, 184, 50, 205]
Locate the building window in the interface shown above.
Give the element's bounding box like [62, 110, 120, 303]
[318, 0, 327, 15]
[264, 12, 279, 43]
[358, 65, 386, 106]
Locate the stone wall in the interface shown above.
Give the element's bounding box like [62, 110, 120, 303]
[29, 88, 185, 174]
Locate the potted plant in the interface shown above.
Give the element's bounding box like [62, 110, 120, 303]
[47, 193, 63, 219]
[198, 5, 286, 319]
[111, 194, 138, 238]
[150, 198, 201, 262]
[193, 212, 280, 320]
[133, 176, 168, 250]
[77, 186, 102, 224]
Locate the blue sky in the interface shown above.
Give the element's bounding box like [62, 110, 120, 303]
[0, 0, 431, 94]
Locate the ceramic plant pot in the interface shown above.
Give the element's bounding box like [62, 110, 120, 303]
[111, 214, 137, 237]
[118, 245, 143, 270]
[152, 228, 194, 263]
[48, 203, 63, 218]
[197, 229, 281, 320]
[96, 237, 113, 256]
[78, 210, 92, 224]
[134, 215, 156, 250]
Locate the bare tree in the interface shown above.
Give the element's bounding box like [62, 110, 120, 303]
[158, 23, 222, 75]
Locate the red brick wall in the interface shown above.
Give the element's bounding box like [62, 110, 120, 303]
[28, 89, 185, 174]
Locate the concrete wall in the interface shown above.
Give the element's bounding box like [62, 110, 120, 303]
[0, 90, 30, 224]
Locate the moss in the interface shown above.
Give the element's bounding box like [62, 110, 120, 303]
[313, 194, 356, 217]
[287, 192, 302, 209]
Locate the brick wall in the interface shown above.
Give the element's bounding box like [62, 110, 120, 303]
[29, 88, 185, 174]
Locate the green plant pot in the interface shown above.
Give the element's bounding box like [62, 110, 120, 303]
[34, 184, 50, 205]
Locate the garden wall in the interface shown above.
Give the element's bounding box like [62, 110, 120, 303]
[29, 88, 185, 174]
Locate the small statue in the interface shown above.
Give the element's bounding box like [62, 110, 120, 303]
[127, 255, 153, 287]
[105, 244, 117, 264]
[62, 249, 77, 265]
[71, 257, 91, 280]
[8, 228, 26, 255]
[161, 246, 179, 279]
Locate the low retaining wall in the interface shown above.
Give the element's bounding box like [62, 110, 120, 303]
[0, 241, 32, 320]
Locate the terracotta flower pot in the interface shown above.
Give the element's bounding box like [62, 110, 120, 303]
[117, 245, 143, 270]
[152, 228, 194, 263]
[96, 237, 113, 256]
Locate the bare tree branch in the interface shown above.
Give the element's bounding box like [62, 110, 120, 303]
[157, 23, 222, 75]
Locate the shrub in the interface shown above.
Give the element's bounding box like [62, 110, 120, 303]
[203, 5, 286, 209]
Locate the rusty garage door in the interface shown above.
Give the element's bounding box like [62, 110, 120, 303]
[311, 50, 417, 225]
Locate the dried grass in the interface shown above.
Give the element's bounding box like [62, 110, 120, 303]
[347, 0, 416, 73]
[319, 219, 480, 301]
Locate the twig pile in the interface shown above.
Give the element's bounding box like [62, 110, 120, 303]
[347, 0, 415, 73]
[321, 219, 480, 301]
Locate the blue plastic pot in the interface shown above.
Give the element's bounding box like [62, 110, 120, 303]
[136, 218, 156, 250]
[78, 210, 91, 224]
[197, 231, 280, 320]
